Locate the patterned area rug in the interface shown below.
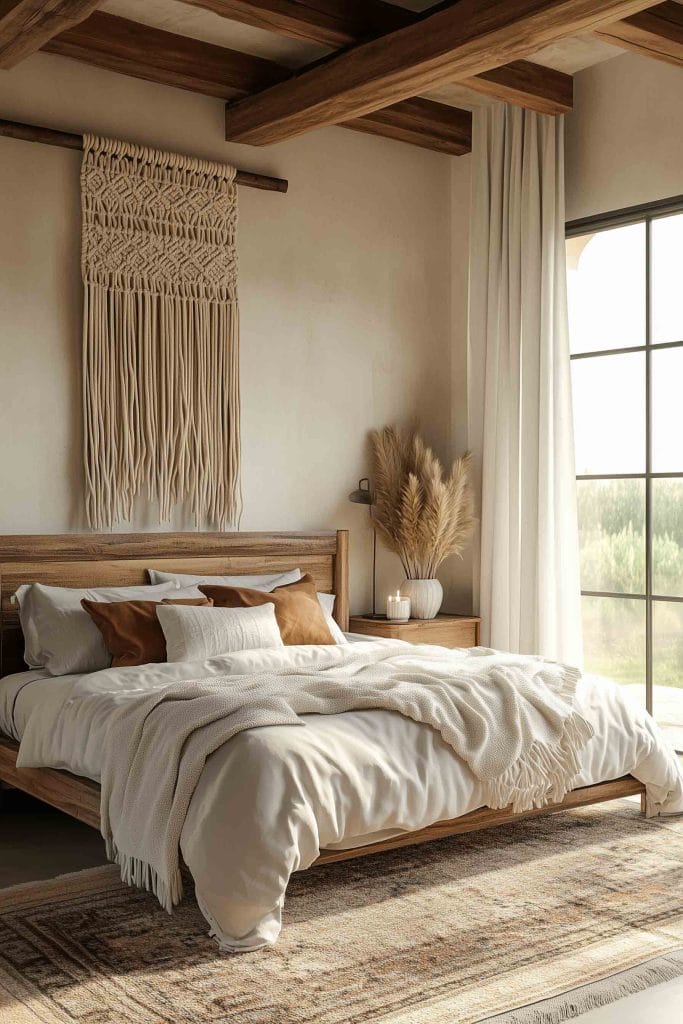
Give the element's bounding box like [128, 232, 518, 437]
[1, 802, 681, 1024]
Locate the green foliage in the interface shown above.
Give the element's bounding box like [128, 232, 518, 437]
[578, 479, 683, 595]
[578, 478, 683, 691]
[578, 477, 683, 539]
[580, 528, 683, 596]
[578, 479, 642, 536]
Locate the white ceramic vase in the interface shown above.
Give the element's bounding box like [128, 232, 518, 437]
[401, 578, 443, 620]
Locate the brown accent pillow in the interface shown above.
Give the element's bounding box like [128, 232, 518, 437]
[81, 597, 212, 668]
[199, 574, 334, 646]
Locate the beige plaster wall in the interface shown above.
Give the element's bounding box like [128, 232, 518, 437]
[566, 52, 683, 221]
[0, 52, 469, 614]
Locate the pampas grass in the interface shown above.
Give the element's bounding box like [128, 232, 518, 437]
[371, 426, 474, 580]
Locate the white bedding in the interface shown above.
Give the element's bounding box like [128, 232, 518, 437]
[2, 644, 682, 952]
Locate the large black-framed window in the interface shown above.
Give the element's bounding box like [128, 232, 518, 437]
[566, 195, 683, 754]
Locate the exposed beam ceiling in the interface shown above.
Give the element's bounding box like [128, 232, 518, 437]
[596, 2, 683, 66]
[43, 12, 472, 155]
[462, 60, 573, 114]
[42, 12, 289, 99]
[345, 97, 471, 156]
[178, 0, 573, 115]
[0, 0, 101, 68]
[178, 0, 413, 48]
[224, 0, 655, 146]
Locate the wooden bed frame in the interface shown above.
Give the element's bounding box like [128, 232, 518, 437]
[0, 530, 645, 869]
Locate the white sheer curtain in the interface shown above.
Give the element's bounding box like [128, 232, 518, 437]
[468, 104, 583, 666]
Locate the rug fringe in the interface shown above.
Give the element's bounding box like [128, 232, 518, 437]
[486, 948, 683, 1023]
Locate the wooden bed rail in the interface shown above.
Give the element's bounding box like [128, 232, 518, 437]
[0, 736, 647, 867]
[315, 774, 648, 866]
[0, 737, 100, 828]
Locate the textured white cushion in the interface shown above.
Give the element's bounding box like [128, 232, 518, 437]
[157, 602, 285, 662]
[146, 568, 302, 591]
[317, 593, 348, 644]
[16, 581, 181, 676]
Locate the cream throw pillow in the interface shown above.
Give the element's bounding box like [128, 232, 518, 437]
[317, 592, 347, 644]
[157, 602, 284, 662]
[16, 581, 180, 675]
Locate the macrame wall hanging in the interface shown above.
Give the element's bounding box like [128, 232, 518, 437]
[80, 134, 241, 530]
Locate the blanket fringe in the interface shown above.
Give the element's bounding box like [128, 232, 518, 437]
[105, 837, 182, 913]
[483, 712, 594, 814]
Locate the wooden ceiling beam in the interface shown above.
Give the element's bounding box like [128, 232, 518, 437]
[42, 12, 290, 99]
[224, 0, 655, 146]
[177, 0, 412, 48]
[463, 60, 573, 116]
[180, 0, 572, 115]
[345, 98, 472, 156]
[42, 13, 473, 155]
[0, 0, 102, 68]
[596, 2, 683, 67]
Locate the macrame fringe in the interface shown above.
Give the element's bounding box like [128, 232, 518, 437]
[105, 836, 182, 913]
[81, 133, 241, 529]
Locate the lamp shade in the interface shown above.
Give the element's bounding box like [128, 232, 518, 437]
[348, 477, 373, 505]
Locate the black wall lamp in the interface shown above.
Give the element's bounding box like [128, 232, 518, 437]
[348, 477, 381, 619]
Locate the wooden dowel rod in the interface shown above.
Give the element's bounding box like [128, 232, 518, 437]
[0, 117, 289, 193]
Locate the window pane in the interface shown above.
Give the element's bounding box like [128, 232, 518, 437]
[652, 213, 683, 345]
[653, 600, 683, 752]
[652, 347, 683, 473]
[581, 596, 646, 687]
[653, 479, 683, 598]
[578, 479, 645, 594]
[566, 224, 645, 354]
[572, 353, 645, 474]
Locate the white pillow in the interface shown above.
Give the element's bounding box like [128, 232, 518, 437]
[157, 602, 284, 662]
[146, 568, 302, 591]
[317, 592, 348, 645]
[16, 581, 180, 676]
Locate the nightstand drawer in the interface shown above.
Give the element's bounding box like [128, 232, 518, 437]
[349, 614, 480, 648]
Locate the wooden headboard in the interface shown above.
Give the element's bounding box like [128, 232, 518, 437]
[0, 530, 349, 678]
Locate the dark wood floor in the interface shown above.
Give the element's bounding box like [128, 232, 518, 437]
[0, 788, 108, 888]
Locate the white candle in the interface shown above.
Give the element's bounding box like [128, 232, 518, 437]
[386, 590, 411, 621]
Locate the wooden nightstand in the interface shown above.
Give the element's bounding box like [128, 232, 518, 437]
[348, 614, 481, 649]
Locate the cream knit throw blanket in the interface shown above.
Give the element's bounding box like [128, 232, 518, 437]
[80, 134, 240, 529]
[99, 643, 593, 911]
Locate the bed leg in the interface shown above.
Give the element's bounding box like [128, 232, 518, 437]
[640, 790, 647, 815]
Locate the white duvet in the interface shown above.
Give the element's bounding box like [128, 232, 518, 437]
[4, 641, 683, 952]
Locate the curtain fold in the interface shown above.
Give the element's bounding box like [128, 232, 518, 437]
[468, 105, 583, 666]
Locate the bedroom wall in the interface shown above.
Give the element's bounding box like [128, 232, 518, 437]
[0, 52, 472, 615]
[565, 51, 683, 220]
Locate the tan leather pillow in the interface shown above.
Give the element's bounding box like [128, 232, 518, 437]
[81, 597, 212, 668]
[199, 574, 334, 646]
